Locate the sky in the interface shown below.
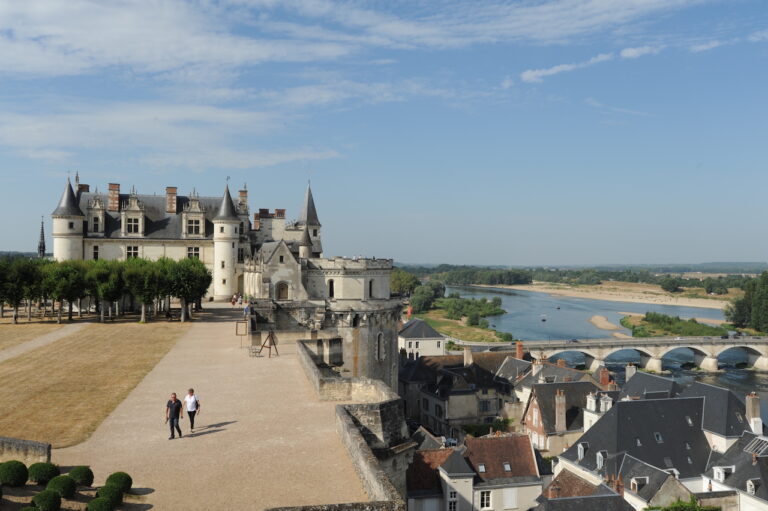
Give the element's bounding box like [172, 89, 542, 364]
[0, 0, 767, 266]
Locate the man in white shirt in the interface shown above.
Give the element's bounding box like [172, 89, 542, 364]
[183, 388, 201, 432]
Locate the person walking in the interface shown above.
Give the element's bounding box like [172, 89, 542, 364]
[165, 392, 184, 439]
[183, 388, 201, 432]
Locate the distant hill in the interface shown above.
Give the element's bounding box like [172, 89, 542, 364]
[397, 262, 768, 275]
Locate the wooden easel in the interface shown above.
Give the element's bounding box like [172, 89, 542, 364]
[259, 330, 279, 358]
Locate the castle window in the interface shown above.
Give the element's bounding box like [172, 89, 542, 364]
[239, 222, 244, 235]
[93, 246, 99, 260]
[328, 279, 335, 298]
[220, 226, 224, 233]
[68, 221, 74, 229]
[221, 260, 225, 269]
[376, 333, 384, 361]
[187, 219, 200, 235]
[369, 279, 374, 299]
[126, 217, 140, 234]
[313, 229, 317, 237]
[126, 246, 138, 259]
[238, 248, 244, 263]
[223, 279, 226, 285]
[92, 217, 99, 232]
[276, 282, 289, 300]
[279, 255, 284, 263]
[187, 247, 200, 259]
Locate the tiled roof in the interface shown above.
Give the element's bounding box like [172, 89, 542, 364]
[618, 372, 682, 400]
[680, 382, 752, 438]
[529, 381, 600, 434]
[52, 179, 84, 217]
[406, 449, 453, 494]
[704, 432, 768, 502]
[464, 435, 539, 481]
[399, 319, 444, 339]
[543, 469, 601, 498]
[533, 494, 634, 511]
[440, 449, 475, 477]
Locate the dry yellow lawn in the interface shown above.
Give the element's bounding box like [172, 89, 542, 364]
[0, 321, 190, 447]
[0, 322, 67, 351]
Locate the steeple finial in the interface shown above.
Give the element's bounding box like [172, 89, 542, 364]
[75, 171, 79, 187]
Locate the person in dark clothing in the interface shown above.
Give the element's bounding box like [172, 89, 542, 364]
[166, 393, 184, 439]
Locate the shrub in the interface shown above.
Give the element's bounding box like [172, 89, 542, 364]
[47, 475, 77, 499]
[0, 460, 28, 486]
[96, 484, 123, 508]
[86, 497, 114, 511]
[67, 466, 94, 487]
[105, 471, 132, 492]
[20, 508, 37, 511]
[28, 462, 60, 485]
[32, 489, 62, 511]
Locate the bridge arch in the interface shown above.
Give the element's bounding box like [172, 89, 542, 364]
[540, 349, 601, 371]
[715, 345, 768, 369]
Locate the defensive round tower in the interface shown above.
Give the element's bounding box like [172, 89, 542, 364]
[212, 184, 240, 300]
[51, 178, 85, 261]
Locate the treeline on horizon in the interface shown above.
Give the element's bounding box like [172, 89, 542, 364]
[0, 256, 212, 324]
[396, 264, 754, 293]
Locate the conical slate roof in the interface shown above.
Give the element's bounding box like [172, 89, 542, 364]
[300, 224, 313, 247]
[299, 184, 320, 226]
[214, 184, 239, 221]
[52, 178, 84, 216]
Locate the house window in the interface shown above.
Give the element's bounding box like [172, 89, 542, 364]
[654, 432, 664, 443]
[187, 247, 200, 259]
[480, 490, 491, 509]
[422, 398, 429, 411]
[437, 341, 441, 348]
[502, 488, 518, 509]
[503, 462, 511, 472]
[748, 480, 757, 495]
[220, 226, 224, 233]
[92, 217, 99, 232]
[126, 246, 138, 259]
[221, 260, 225, 269]
[328, 279, 335, 298]
[415, 341, 419, 348]
[448, 502, 456, 511]
[408, 341, 412, 348]
[480, 400, 491, 412]
[127, 217, 139, 233]
[93, 246, 99, 260]
[577, 443, 586, 461]
[187, 219, 200, 235]
[597, 452, 605, 470]
[449, 491, 457, 499]
[279, 255, 284, 263]
[478, 463, 486, 473]
[435, 405, 443, 418]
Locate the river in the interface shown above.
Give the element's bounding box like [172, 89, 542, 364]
[446, 285, 768, 396]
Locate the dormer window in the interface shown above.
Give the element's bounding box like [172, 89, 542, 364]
[630, 477, 648, 492]
[685, 416, 693, 426]
[279, 255, 284, 263]
[748, 479, 759, 495]
[503, 462, 511, 472]
[187, 219, 200, 235]
[478, 463, 486, 473]
[685, 442, 691, 450]
[635, 438, 642, 447]
[654, 432, 664, 444]
[736, 411, 744, 423]
[713, 466, 734, 483]
[92, 217, 99, 232]
[577, 442, 588, 461]
[313, 228, 318, 237]
[596, 451, 607, 470]
[127, 217, 139, 233]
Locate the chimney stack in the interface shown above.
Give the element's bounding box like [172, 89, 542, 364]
[463, 347, 473, 367]
[239, 187, 248, 207]
[77, 183, 90, 194]
[555, 389, 566, 432]
[515, 341, 524, 360]
[599, 368, 610, 387]
[746, 392, 763, 434]
[615, 475, 624, 496]
[108, 183, 120, 212]
[625, 363, 637, 382]
[165, 186, 177, 214]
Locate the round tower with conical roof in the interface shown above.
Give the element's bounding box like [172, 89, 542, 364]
[52, 177, 85, 261]
[213, 184, 240, 300]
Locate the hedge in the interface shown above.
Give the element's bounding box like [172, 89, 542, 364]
[32, 489, 62, 511]
[67, 466, 94, 487]
[96, 484, 123, 508]
[0, 460, 28, 486]
[28, 462, 60, 485]
[47, 475, 77, 499]
[86, 497, 114, 511]
[105, 471, 132, 492]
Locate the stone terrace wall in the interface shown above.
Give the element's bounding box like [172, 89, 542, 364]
[0, 436, 51, 464]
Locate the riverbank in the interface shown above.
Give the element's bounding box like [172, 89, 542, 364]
[469, 281, 731, 310]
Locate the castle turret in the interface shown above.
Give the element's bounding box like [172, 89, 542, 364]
[37, 217, 46, 258]
[213, 184, 239, 300]
[52, 177, 84, 261]
[299, 224, 312, 259]
[299, 183, 321, 256]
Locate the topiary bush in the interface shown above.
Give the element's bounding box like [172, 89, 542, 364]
[105, 471, 132, 492]
[67, 466, 94, 487]
[46, 474, 77, 499]
[0, 460, 28, 486]
[96, 484, 123, 508]
[86, 497, 114, 511]
[28, 462, 60, 485]
[31, 489, 62, 511]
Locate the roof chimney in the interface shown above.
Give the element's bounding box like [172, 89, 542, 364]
[599, 368, 610, 387]
[746, 392, 763, 434]
[555, 389, 567, 433]
[615, 475, 624, 496]
[515, 341, 524, 360]
[165, 186, 177, 214]
[625, 363, 637, 382]
[239, 187, 248, 208]
[463, 347, 473, 367]
[532, 358, 544, 377]
[108, 183, 120, 212]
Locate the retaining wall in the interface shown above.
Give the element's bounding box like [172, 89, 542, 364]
[0, 436, 51, 464]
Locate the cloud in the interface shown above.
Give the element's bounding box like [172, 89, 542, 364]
[521, 53, 613, 83]
[585, 97, 650, 117]
[749, 29, 768, 42]
[690, 40, 723, 52]
[620, 45, 663, 59]
[500, 76, 515, 89]
[0, 102, 338, 170]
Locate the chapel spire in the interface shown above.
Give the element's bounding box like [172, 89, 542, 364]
[37, 217, 46, 258]
[299, 182, 320, 227]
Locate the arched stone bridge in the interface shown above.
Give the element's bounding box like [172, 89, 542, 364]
[522, 336, 768, 372]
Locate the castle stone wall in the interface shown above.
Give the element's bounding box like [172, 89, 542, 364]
[0, 436, 51, 465]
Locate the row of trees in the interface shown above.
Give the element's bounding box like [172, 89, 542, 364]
[0, 256, 212, 323]
[442, 268, 532, 286]
[726, 272, 768, 331]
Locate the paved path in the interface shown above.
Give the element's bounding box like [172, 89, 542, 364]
[0, 323, 86, 364]
[56, 308, 367, 510]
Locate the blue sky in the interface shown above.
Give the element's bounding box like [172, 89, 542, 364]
[1, 0, 767, 265]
